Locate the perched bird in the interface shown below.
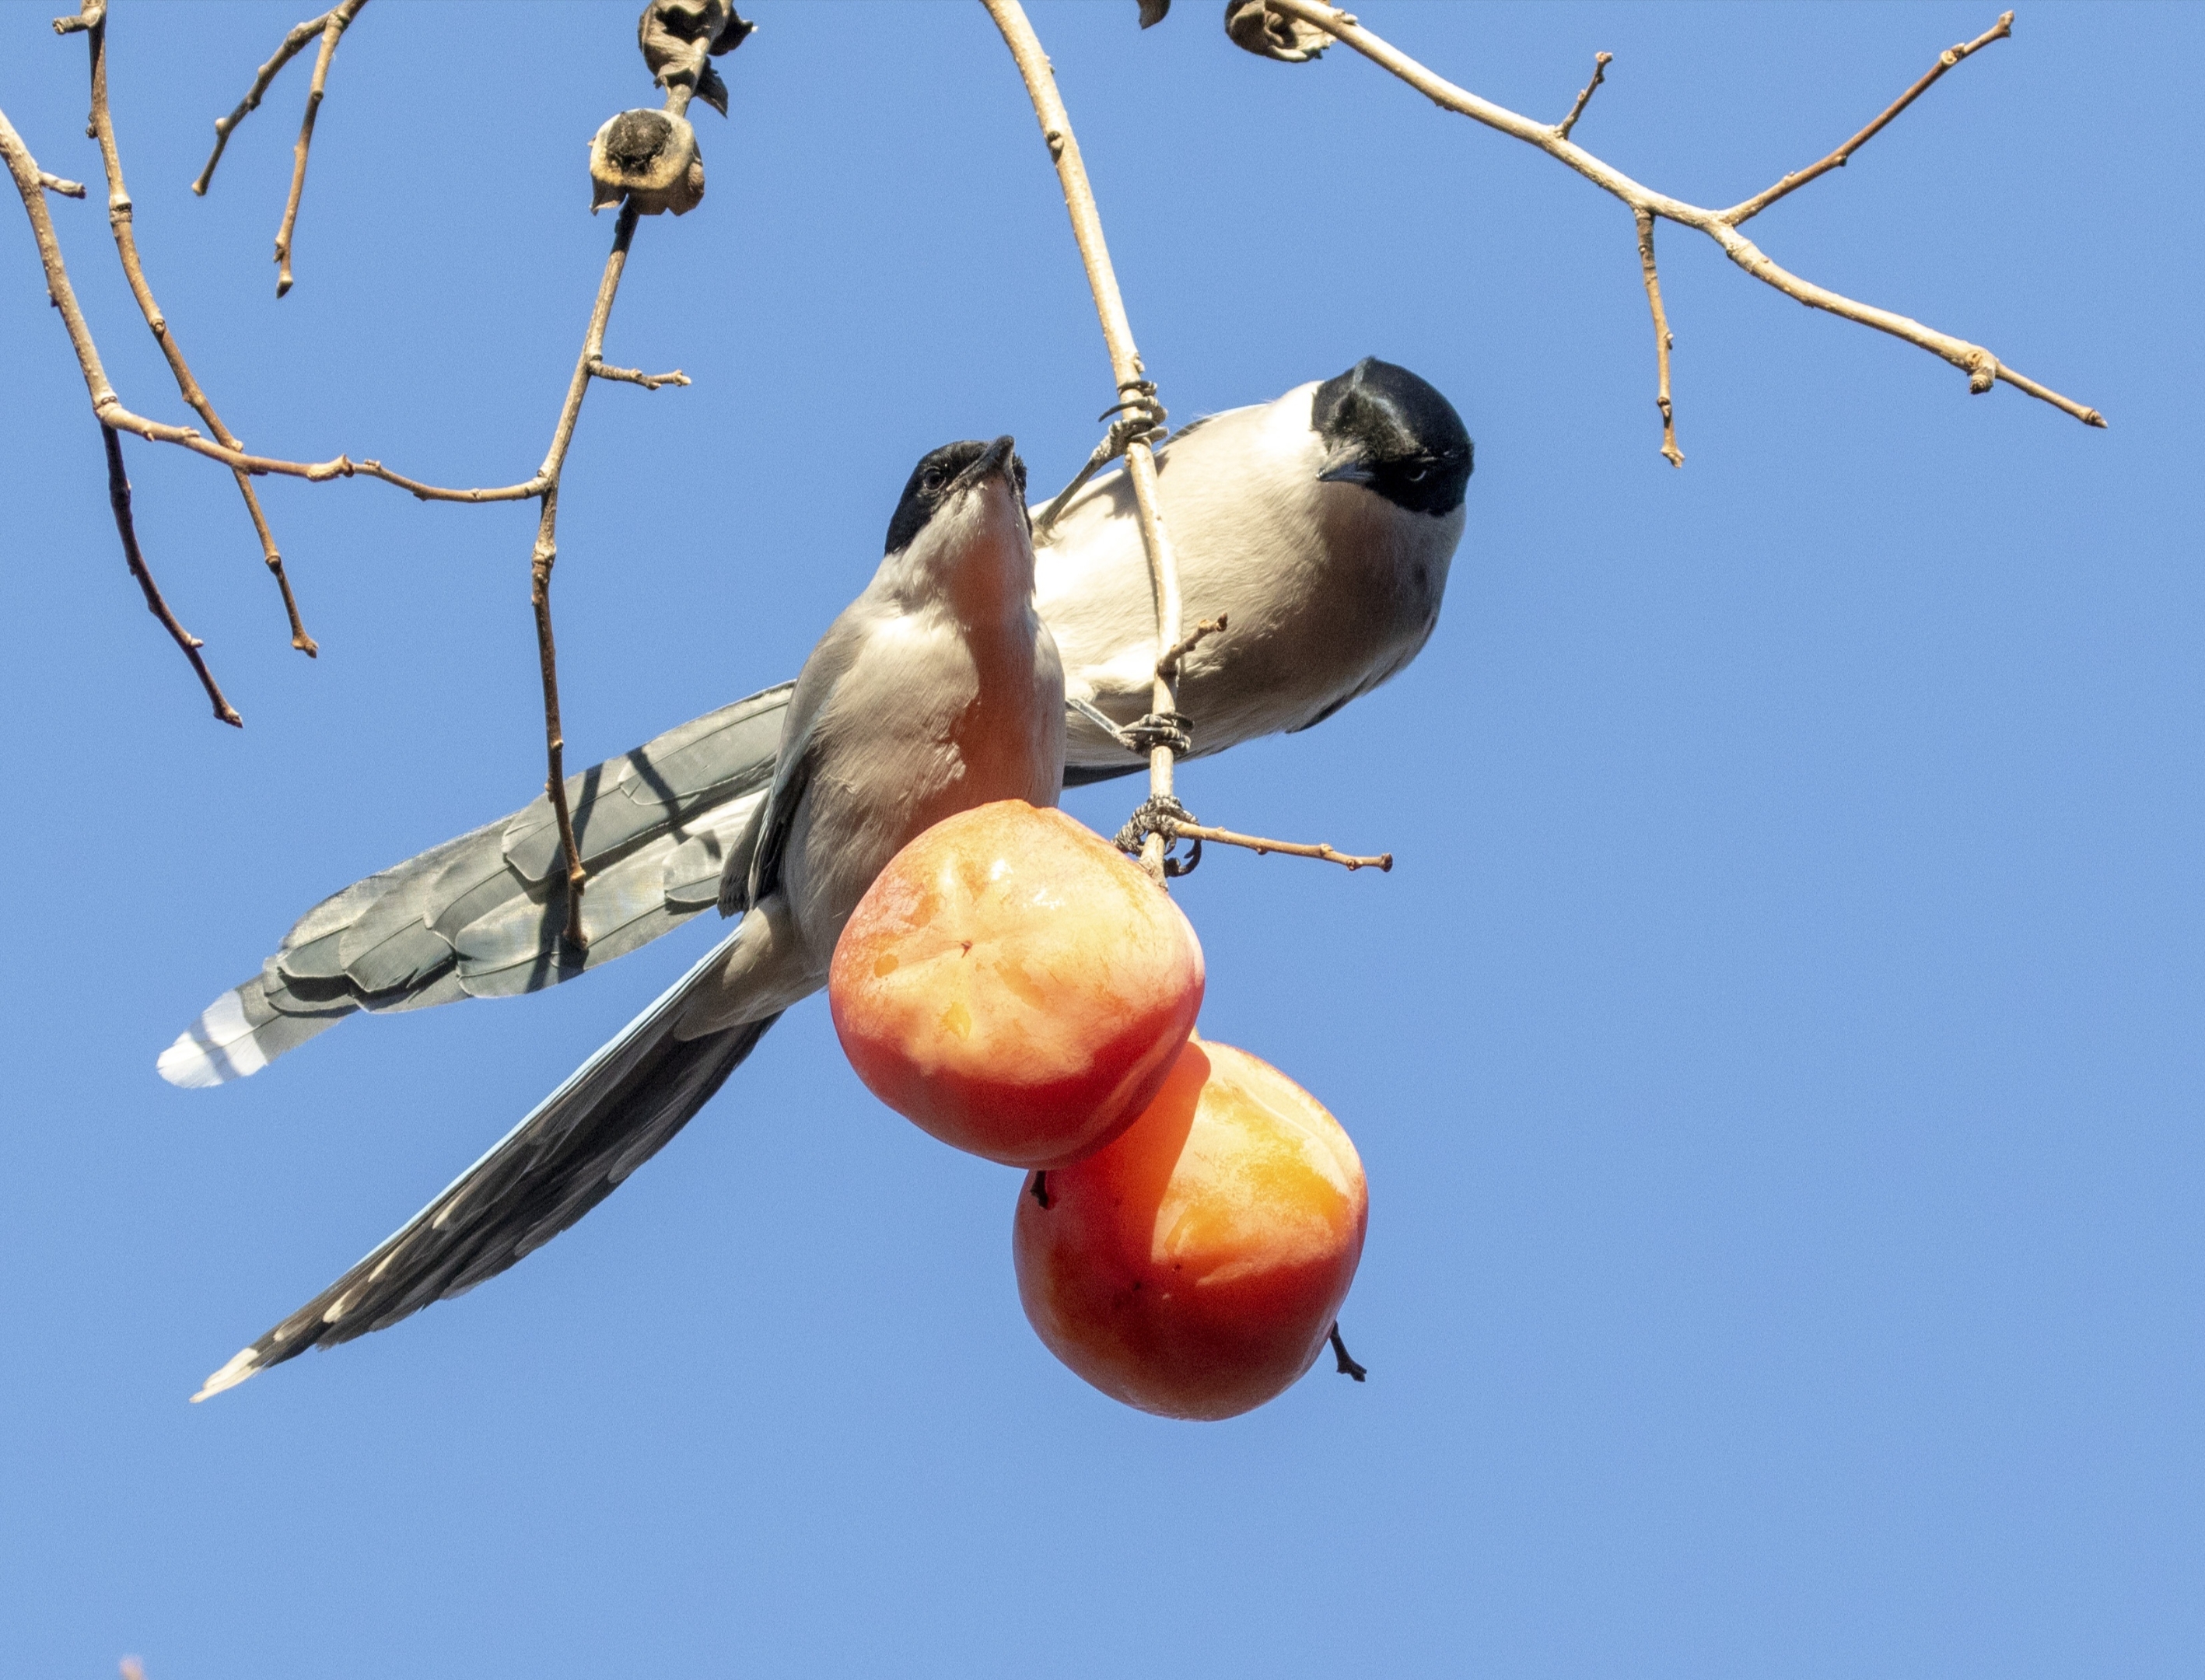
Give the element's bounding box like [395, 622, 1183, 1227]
[192, 435, 1064, 1398]
[1049, 354, 1472, 765]
[158, 357, 1471, 1089]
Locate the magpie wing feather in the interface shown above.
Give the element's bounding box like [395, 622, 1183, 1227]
[159, 684, 793, 1087]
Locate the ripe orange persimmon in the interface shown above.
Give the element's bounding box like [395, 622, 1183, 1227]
[1013, 1038, 1368, 1420]
[829, 800, 1204, 1169]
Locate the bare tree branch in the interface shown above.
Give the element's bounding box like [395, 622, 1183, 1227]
[103, 425, 243, 726]
[1726, 12, 2014, 225]
[1556, 50, 1610, 142]
[1258, 1, 2104, 458]
[191, 9, 332, 193]
[341, 462, 544, 502]
[4, 67, 670, 772]
[530, 201, 645, 950]
[274, 0, 367, 296]
[1157, 614, 1227, 683]
[1158, 817, 1392, 872]
[1634, 209, 1682, 467]
[9, 2, 718, 807]
[984, 0, 1395, 884]
[982, 0, 1190, 883]
[587, 355, 690, 390]
[191, 0, 370, 299]
[1, 106, 268, 711]
[62, 0, 320, 651]
[0, 114, 371, 484]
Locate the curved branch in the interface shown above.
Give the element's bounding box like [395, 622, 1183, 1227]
[985, 2, 1395, 884]
[530, 201, 646, 950]
[193, 9, 334, 194]
[1724, 12, 2014, 225]
[274, 1, 368, 296]
[102, 426, 243, 726]
[982, 0, 1188, 883]
[67, 1, 320, 651]
[1259, 0, 2105, 453]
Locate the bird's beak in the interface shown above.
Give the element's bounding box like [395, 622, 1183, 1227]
[954, 435, 1021, 495]
[1316, 446, 1374, 486]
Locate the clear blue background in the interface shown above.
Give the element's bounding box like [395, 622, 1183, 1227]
[2, 3, 2194, 1675]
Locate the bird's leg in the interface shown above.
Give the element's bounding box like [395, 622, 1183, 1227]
[1032, 381, 1167, 541]
[1113, 791, 1202, 879]
[1067, 696, 1192, 762]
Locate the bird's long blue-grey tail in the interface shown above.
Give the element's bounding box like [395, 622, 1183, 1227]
[193, 931, 775, 1399]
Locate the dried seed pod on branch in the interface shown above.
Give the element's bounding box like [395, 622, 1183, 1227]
[589, 109, 704, 216]
[639, 0, 754, 115]
[1223, 0, 1330, 62]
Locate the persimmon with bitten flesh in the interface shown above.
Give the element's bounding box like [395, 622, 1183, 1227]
[829, 800, 1204, 1169]
[1014, 1037, 1368, 1420]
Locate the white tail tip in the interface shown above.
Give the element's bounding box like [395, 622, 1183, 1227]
[191, 1346, 261, 1402]
[158, 989, 269, 1088]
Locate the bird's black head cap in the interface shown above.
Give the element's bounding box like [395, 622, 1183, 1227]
[884, 436, 1028, 555]
[1311, 358, 1472, 516]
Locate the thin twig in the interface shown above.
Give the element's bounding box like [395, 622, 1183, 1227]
[1260, 0, 2105, 450]
[68, 0, 320, 652]
[1727, 12, 2014, 225]
[1633, 209, 1682, 467]
[352, 458, 547, 498]
[982, 0, 1188, 884]
[1156, 614, 1227, 682]
[0, 111, 369, 480]
[587, 357, 690, 390]
[988, 2, 1395, 885]
[1556, 50, 1610, 142]
[2, 107, 268, 717]
[3, 115, 567, 503]
[102, 426, 242, 727]
[1160, 817, 1391, 873]
[344, 462, 544, 502]
[38, 170, 85, 198]
[274, 0, 368, 297]
[530, 201, 645, 949]
[191, 6, 344, 194]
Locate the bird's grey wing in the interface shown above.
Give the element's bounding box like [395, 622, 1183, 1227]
[193, 930, 780, 1399]
[716, 610, 873, 916]
[739, 732, 814, 912]
[159, 683, 794, 1088]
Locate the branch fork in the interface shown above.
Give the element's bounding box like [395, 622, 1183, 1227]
[190, 0, 370, 296]
[1255, 2, 2101, 463]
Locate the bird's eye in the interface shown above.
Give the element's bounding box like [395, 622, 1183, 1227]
[921, 468, 946, 494]
[1404, 466, 1428, 483]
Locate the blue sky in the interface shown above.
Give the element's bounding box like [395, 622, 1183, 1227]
[2, 4, 2196, 1675]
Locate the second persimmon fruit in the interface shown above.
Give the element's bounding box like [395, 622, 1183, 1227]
[1013, 1037, 1369, 1420]
[829, 800, 1204, 1169]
